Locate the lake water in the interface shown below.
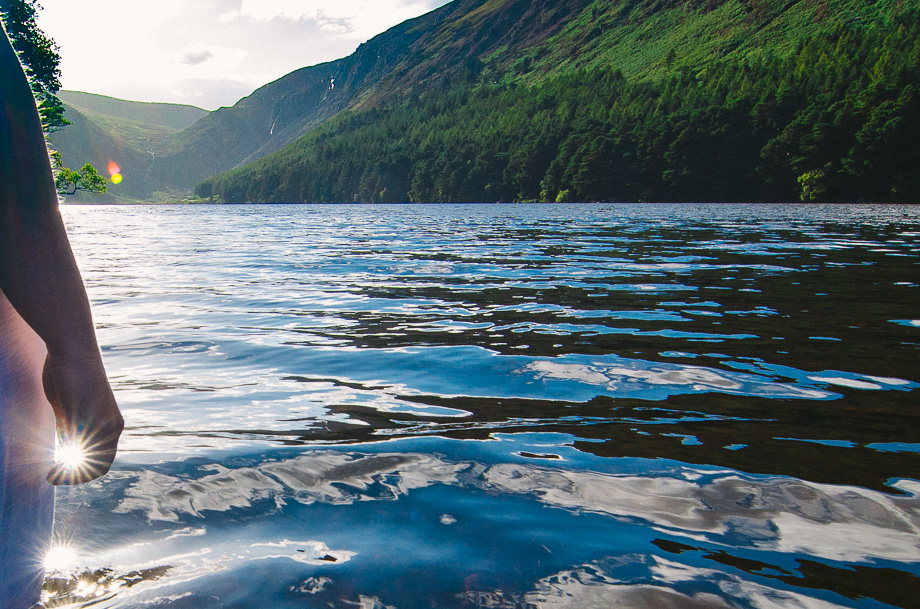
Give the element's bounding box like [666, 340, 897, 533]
[45, 203, 920, 609]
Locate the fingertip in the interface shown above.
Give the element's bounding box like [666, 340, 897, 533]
[48, 465, 113, 486]
[47, 465, 87, 486]
[47, 465, 67, 486]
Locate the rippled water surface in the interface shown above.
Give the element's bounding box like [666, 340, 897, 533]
[48, 204, 920, 608]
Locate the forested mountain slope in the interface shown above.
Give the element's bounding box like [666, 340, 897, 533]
[50, 0, 918, 201]
[199, 0, 920, 203]
[133, 0, 599, 194]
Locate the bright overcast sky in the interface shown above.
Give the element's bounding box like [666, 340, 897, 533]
[35, 0, 451, 110]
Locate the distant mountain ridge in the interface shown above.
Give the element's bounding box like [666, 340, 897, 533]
[50, 0, 918, 202]
[58, 91, 208, 131]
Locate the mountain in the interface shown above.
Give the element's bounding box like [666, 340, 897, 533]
[120, 0, 491, 194]
[199, 0, 920, 203]
[48, 93, 209, 201]
[156, 0, 898, 194]
[50, 2, 474, 201]
[52, 0, 919, 202]
[58, 91, 208, 132]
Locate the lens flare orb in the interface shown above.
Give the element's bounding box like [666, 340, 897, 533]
[107, 160, 123, 185]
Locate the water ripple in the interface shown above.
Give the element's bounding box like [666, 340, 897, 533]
[49, 203, 920, 608]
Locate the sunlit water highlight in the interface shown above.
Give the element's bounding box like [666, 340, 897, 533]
[47, 203, 920, 608]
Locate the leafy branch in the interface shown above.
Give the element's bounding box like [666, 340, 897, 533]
[51, 152, 108, 196]
[0, 0, 69, 132]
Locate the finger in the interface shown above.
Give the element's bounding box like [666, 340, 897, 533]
[47, 463, 78, 486]
[48, 433, 118, 486]
[47, 453, 114, 485]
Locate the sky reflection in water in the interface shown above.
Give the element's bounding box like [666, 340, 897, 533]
[48, 203, 920, 608]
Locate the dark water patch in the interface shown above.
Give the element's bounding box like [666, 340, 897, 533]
[651, 539, 920, 609]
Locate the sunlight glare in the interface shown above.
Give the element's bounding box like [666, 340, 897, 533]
[45, 544, 79, 571]
[55, 442, 86, 470]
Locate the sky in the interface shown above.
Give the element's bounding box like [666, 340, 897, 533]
[35, 0, 451, 110]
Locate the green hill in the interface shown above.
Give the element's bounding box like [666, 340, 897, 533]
[47, 95, 209, 201]
[58, 91, 208, 132]
[198, 0, 920, 203]
[48, 104, 154, 201]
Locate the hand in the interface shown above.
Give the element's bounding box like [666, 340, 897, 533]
[42, 351, 124, 485]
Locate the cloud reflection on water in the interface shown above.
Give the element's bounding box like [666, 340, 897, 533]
[114, 452, 467, 521]
[521, 556, 848, 609]
[524, 360, 835, 399]
[112, 450, 920, 565]
[45, 443, 915, 607]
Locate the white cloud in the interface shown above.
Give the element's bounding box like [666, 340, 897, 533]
[171, 44, 249, 77]
[222, 0, 444, 39]
[180, 50, 214, 66]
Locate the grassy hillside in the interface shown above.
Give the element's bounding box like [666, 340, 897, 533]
[48, 95, 209, 201]
[513, 0, 905, 81]
[336, 0, 911, 100]
[47, 103, 184, 201]
[58, 91, 208, 131]
[199, 0, 920, 203]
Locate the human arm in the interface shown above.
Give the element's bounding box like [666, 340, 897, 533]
[0, 23, 123, 485]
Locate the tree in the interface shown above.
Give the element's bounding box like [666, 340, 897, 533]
[0, 0, 68, 131]
[797, 168, 827, 202]
[51, 152, 108, 196]
[665, 47, 677, 69]
[3, 0, 109, 197]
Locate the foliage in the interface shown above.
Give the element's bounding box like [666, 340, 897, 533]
[797, 170, 827, 203]
[51, 151, 108, 196]
[199, 11, 920, 204]
[0, 0, 68, 131]
[4, 1, 108, 196]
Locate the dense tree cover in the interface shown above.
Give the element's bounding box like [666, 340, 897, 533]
[200, 14, 919, 204]
[0, 0, 67, 131]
